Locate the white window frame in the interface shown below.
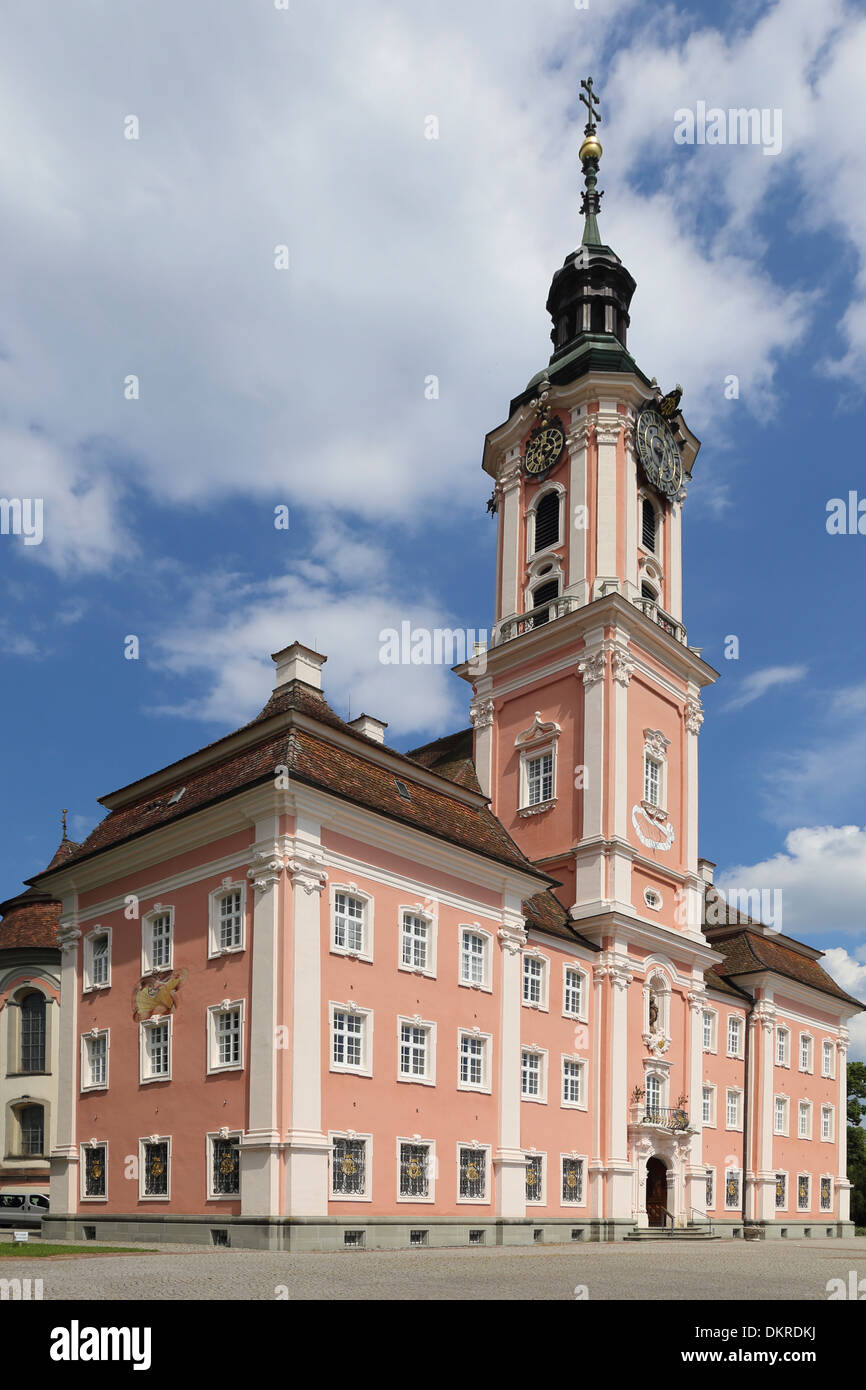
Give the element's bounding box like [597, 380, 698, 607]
[138, 1135, 172, 1202]
[726, 1014, 744, 1059]
[725, 1087, 743, 1132]
[724, 1168, 742, 1211]
[398, 904, 437, 979]
[80, 1029, 110, 1092]
[141, 904, 174, 975]
[83, 926, 112, 991]
[702, 1009, 717, 1053]
[515, 715, 561, 815]
[525, 1151, 546, 1206]
[457, 1028, 492, 1094]
[329, 1001, 373, 1078]
[397, 1015, 436, 1086]
[819, 1175, 833, 1212]
[776, 1026, 790, 1068]
[208, 879, 247, 959]
[395, 1136, 436, 1205]
[521, 950, 550, 1011]
[701, 1084, 716, 1128]
[526, 482, 565, 559]
[206, 999, 245, 1075]
[458, 925, 492, 992]
[560, 1153, 587, 1207]
[561, 1054, 587, 1111]
[562, 963, 588, 1022]
[822, 1038, 835, 1079]
[774, 1094, 790, 1136]
[329, 883, 374, 963]
[820, 1104, 834, 1143]
[456, 1142, 491, 1206]
[798, 1100, 812, 1140]
[638, 489, 662, 557]
[329, 1131, 372, 1204]
[79, 1140, 109, 1203]
[206, 1130, 243, 1201]
[521, 1046, 548, 1104]
[797, 1173, 811, 1212]
[775, 1170, 788, 1212]
[799, 1032, 814, 1074]
[139, 1016, 172, 1084]
[641, 730, 670, 814]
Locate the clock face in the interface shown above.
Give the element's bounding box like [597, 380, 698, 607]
[636, 407, 683, 499]
[524, 419, 565, 479]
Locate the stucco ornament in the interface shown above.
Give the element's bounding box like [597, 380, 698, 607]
[645, 1031, 670, 1058]
[632, 803, 675, 851]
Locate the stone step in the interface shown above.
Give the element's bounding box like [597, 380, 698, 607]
[624, 1228, 720, 1241]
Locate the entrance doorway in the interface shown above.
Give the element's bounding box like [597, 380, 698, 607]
[646, 1157, 668, 1227]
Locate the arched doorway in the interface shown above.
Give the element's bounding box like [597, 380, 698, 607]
[646, 1157, 668, 1227]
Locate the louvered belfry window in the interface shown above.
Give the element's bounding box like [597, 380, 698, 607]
[641, 498, 657, 551]
[533, 491, 560, 553]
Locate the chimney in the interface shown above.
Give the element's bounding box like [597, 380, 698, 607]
[349, 714, 388, 745]
[272, 642, 327, 691]
[698, 858, 716, 885]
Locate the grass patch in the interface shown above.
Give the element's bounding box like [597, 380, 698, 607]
[0, 1243, 154, 1258]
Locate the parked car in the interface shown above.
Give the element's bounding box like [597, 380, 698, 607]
[0, 1192, 49, 1228]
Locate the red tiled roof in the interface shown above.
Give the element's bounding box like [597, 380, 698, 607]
[522, 890, 598, 950]
[710, 929, 864, 1010]
[0, 888, 61, 951]
[407, 729, 482, 794]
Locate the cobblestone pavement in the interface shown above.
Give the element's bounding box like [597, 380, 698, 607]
[1, 1234, 864, 1300]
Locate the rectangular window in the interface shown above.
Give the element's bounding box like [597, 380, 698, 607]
[702, 1086, 713, 1125]
[797, 1175, 810, 1211]
[821, 1106, 833, 1141]
[705, 1168, 714, 1209]
[86, 1034, 107, 1089]
[398, 1142, 431, 1200]
[522, 955, 545, 1006]
[820, 1177, 832, 1211]
[143, 1021, 170, 1079]
[798, 1102, 811, 1139]
[726, 1089, 742, 1129]
[562, 1058, 584, 1107]
[401, 914, 429, 971]
[526, 752, 554, 807]
[217, 891, 243, 951]
[332, 1010, 365, 1070]
[90, 934, 110, 987]
[644, 755, 662, 807]
[564, 967, 584, 1018]
[399, 1021, 431, 1081]
[525, 1155, 543, 1204]
[332, 1137, 367, 1198]
[216, 1008, 241, 1067]
[774, 1096, 788, 1135]
[334, 893, 366, 955]
[776, 1027, 789, 1067]
[458, 1147, 487, 1201]
[521, 1050, 542, 1099]
[727, 1016, 742, 1057]
[562, 1157, 584, 1204]
[143, 1140, 169, 1198]
[83, 1144, 107, 1199]
[800, 1035, 813, 1072]
[775, 1173, 786, 1209]
[822, 1039, 834, 1078]
[702, 1010, 714, 1051]
[460, 931, 486, 986]
[149, 912, 172, 970]
[459, 1033, 486, 1090]
[725, 1171, 741, 1210]
[211, 1135, 240, 1196]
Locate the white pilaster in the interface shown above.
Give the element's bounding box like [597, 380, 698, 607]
[498, 454, 522, 621]
[494, 902, 527, 1218]
[469, 691, 495, 801]
[837, 1031, 852, 1221]
[601, 956, 633, 1218]
[50, 910, 81, 1216]
[285, 817, 329, 1217]
[623, 416, 639, 602]
[751, 1002, 776, 1223]
[594, 411, 622, 591]
[669, 500, 683, 622]
[567, 413, 590, 605]
[684, 690, 703, 881]
[684, 990, 707, 1219]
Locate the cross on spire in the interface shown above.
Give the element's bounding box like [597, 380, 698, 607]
[579, 76, 601, 134]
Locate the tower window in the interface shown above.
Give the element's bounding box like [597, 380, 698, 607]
[530, 579, 560, 624]
[533, 492, 561, 553]
[641, 583, 658, 603]
[641, 499, 657, 552]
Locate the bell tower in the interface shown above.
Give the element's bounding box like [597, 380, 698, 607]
[460, 78, 718, 942]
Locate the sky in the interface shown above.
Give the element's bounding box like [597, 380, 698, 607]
[2, 0, 866, 1053]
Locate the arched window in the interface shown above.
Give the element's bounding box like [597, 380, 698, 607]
[16, 1103, 44, 1156]
[530, 578, 560, 626]
[641, 498, 657, 552]
[533, 491, 561, 553]
[20, 992, 46, 1073]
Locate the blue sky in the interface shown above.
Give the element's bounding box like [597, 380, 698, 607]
[2, 0, 866, 1047]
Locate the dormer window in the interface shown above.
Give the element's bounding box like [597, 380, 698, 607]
[641, 498, 657, 552]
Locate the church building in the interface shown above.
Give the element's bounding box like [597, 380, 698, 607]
[33, 80, 861, 1249]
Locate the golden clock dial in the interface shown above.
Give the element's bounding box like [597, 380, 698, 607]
[524, 421, 565, 478]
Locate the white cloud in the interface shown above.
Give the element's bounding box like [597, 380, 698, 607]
[820, 948, 866, 1060]
[718, 824, 866, 937]
[722, 663, 807, 712]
